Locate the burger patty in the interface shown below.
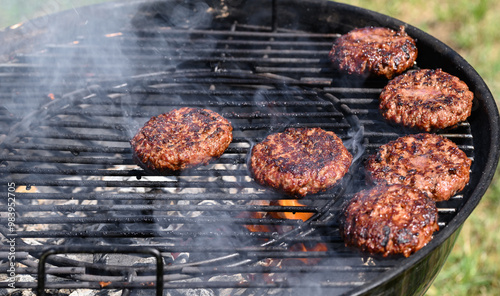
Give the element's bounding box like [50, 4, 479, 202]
[379, 68, 474, 131]
[130, 107, 233, 172]
[329, 26, 417, 79]
[365, 133, 471, 201]
[341, 184, 439, 258]
[250, 128, 352, 197]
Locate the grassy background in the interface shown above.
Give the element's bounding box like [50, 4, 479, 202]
[1, 0, 499, 295]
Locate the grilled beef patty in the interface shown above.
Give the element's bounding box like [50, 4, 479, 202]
[250, 128, 352, 197]
[130, 107, 233, 172]
[365, 133, 471, 201]
[341, 184, 439, 257]
[379, 68, 474, 131]
[329, 26, 417, 79]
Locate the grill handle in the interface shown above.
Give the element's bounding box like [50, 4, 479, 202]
[37, 246, 164, 296]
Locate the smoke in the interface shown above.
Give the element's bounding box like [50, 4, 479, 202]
[167, 1, 213, 28]
[0, 2, 380, 295]
[344, 116, 366, 165]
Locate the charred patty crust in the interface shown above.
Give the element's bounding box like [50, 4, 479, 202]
[329, 26, 417, 79]
[365, 133, 471, 201]
[130, 107, 233, 172]
[379, 68, 474, 131]
[341, 184, 439, 257]
[250, 128, 352, 197]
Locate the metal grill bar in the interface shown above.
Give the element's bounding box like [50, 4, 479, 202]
[11, 204, 319, 213]
[6, 192, 338, 201]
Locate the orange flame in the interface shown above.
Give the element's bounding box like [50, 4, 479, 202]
[288, 242, 328, 265]
[237, 200, 272, 233]
[239, 198, 327, 265]
[271, 199, 314, 221]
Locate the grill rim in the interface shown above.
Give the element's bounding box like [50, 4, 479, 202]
[323, 2, 500, 295]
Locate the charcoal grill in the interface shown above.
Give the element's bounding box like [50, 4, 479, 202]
[0, 0, 499, 295]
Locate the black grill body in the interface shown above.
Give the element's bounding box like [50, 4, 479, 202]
[0, 1, 498, 295]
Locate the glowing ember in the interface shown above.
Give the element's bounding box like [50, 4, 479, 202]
[99, 281, 111, 288]
[9, 23, 23, 30]
[16, 185, 37, 193]
[105, 32, 123, 38]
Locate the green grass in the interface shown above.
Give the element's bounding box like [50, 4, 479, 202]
[1, 1, 500, 295]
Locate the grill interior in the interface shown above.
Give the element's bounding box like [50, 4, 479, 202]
[0, 1, 495, 295]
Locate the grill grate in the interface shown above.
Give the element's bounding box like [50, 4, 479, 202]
[0, 1, 480, 295]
